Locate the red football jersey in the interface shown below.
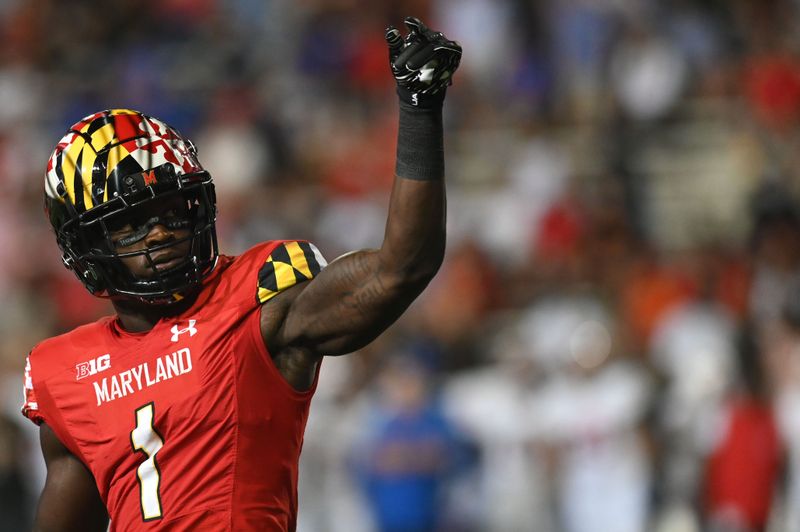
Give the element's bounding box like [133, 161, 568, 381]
[22, 240, 327, 531]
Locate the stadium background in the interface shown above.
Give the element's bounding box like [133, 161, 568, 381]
[2, 0, 800, 531]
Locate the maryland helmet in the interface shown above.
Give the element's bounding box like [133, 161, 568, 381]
[45, 109, 218, 303]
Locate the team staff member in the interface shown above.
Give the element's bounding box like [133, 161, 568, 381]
[21, 17, 461, 531]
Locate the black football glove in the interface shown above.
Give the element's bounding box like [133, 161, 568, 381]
[386, 16, 462, 109]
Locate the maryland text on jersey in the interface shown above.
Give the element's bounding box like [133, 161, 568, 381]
[93, 349, 194, 406]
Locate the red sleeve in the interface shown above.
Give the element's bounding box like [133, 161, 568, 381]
[21, 354, 45, 425]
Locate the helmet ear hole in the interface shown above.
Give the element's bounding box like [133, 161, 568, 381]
[80, 264, 104, 295]
[61, 246, 106, 295]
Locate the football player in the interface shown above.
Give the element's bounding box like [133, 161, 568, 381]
[22, 17, 461, 532]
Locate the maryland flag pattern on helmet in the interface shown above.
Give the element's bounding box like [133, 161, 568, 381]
[257, 241, 327, 304]
[45, 109, 204, 213]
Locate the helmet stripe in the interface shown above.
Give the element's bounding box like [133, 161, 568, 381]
[90, 122, 116, 151]
[78, 118, 95, 134]
[106, 143, 131, 179]
[62, 134, 87, 204]
[50, 149, 67, 203]
[72, 149, 86, 212]
[85, 122, 118, 206]
[80, 142, 98, 209]
[110, 108, 138, 116]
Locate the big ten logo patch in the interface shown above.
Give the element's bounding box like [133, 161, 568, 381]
[76, 353, 111, 380]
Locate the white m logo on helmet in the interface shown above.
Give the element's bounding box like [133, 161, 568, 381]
[170, 320, 197, 342]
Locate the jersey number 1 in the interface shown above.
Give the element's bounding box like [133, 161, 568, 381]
[130, 402, 164, 521]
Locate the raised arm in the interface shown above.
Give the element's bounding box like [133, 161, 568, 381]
[263, 17, 461, 363]
[33, 424, 109, 532]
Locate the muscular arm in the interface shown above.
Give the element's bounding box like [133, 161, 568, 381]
[266, 174, 445, 358]
[33, 423, 108, 532]
[261, 17, 460, 388]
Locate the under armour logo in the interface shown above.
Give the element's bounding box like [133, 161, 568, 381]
[419, 64, 436, 83]
[170, 320, 197, 342]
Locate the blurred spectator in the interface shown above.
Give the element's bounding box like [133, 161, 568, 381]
[547, 0, 621, 117]
[621, 253, 697, 351]
[767, 288, 800, 531]
[432, 0, 515, 89]
[538, 359, 653, 532]
[610, 19, 689, 122]
[351, 354, 476, 532]
[748, 181, 800, 328]
[531, 304, 653, 532]
[415, 241, 498, 370]
[702, 327, 783, 532]
[649, 291, 738, 504]
[741, 38, 800, 135]
[444, 322, 554, 532]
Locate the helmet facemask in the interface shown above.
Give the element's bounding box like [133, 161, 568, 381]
[55, 168, 218, 304]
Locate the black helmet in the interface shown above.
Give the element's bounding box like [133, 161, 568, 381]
[45, 109, 218, 303]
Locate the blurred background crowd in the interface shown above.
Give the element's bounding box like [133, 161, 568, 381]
[2, 0, 800, 530]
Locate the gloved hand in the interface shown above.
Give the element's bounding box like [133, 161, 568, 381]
[386, 16, 462, 109]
